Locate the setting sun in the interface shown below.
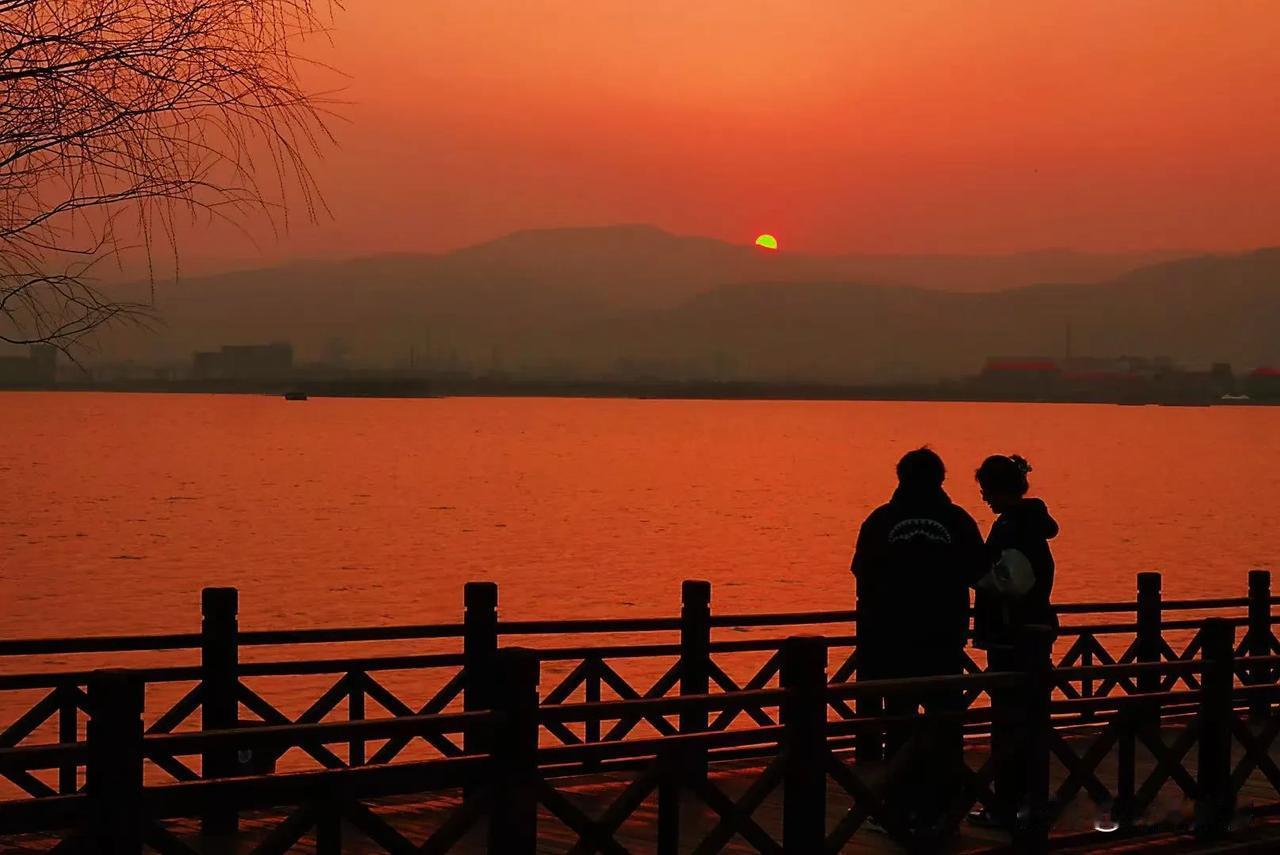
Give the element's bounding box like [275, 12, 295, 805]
[755, 234, 778, 251]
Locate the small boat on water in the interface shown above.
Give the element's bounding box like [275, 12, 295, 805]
[283, 391, 308, 401]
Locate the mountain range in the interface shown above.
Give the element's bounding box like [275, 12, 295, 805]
[96, 226, 1280, 382]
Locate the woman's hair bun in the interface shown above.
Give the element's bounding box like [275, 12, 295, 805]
[1009, 454, 1032, 474]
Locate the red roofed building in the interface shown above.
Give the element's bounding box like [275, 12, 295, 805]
[978, 356, 1062, 397]
[1246, 366, 1280, 399]
[983, 358, 1060, 374]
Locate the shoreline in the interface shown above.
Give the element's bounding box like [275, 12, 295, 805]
[0, 378, 1275, 406]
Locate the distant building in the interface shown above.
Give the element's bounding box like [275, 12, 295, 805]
[982, 357, 1059, 374]
[976, 355, 1232, 402]
[1058, 355, 1176, 379]
[977, 357, 1060, 397]
[1055, 356, 1156, 399]
[192, 342, 293, 380]
[1208, 362, 1237, 397]
[1245, 367, 1280, 399]
[91, 361, 176, 383]
[0, 345, 56, 386]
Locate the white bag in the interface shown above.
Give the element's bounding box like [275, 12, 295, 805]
[991, 548, 1035, 597]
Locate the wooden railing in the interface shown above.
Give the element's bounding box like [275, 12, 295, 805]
[2, 624, 1279, 852]
[2, 571, 1276, 771]
[0, 571, 1278, 851]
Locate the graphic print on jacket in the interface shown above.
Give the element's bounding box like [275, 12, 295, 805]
[887, 518, 954, 545]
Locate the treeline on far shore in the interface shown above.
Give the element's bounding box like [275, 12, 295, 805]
[3, 374, 1278, 405]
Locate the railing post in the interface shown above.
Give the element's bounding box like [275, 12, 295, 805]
[1012, 626, 1053, 854]
[781, 636, 827, 855]
[1136, 572, 1163, 727]
[584, 656, 602, 769]
[1247, 569, 1272, 719]
[200, 586, 239, 836]
[1195, 618, 1235, 840]
[464, 581, 499, 758]
[1136, 571, 1163, 680]
[488, 647, 540, 855]
[58, 686, 77, 794]
[86, 669, 144, 855]
[349, 674, 365, 766]
[1116, 572, 1162, 827]
[679, 580, 711, 785]
[853, 591, 880, 763]
[1114, 708, 1136, 827]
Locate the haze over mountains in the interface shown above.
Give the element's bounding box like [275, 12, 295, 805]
[98, 226, 1280, 383]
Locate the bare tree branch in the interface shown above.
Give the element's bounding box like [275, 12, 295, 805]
[1, 0, 337, 350]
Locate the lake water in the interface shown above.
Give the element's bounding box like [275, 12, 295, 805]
[3, 392, 1278, 641]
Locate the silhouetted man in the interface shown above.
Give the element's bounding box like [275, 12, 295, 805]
[850, 447, 987, 836]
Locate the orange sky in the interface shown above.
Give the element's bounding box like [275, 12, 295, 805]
[190, 1, 1280, 262]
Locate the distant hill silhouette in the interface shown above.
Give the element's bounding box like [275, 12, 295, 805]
[425, 225, 1183, 302]
[531, 248, 1280, 382]
[96, 226, 1275, 381]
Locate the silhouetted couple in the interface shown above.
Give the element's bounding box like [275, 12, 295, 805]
[850, 446, 1058, 840]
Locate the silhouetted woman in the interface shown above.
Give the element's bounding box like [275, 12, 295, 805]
[970, 453, 1059, 828]
[973, 454, 1059, 650]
